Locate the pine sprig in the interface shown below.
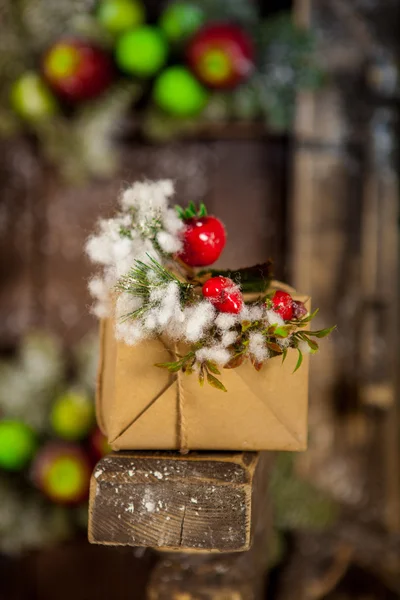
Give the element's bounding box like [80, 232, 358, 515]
[117, 255, 189, 296]
[116, 255, 195, 320]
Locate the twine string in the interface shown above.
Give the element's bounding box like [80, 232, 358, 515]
[174, 343, 189, 454]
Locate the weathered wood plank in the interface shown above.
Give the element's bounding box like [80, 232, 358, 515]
[89, 452, 271, 553]
[147, 459, 272, 599]
[291, 0, 400, 530]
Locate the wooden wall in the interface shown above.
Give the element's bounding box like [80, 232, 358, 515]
[0, 136, 289, 347]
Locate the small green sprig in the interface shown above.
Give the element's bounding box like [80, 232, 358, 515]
[156, 352, 227, 392]
[116, 255, 194, 320]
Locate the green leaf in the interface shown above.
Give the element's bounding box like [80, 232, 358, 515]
[206, 373, 227, 392]
[293, 349, 303, 373]
[198, 367, 205, 387]
[206, 361, 221, 375]
[267, 342, 282, 353]
[274, 326, 290, 338]
[304, 337, 319, 352]
[155, 361, 182, 373]
[224, 354, 245, 369]
[251, 358, 263, 372]
[282, 348, 288, 363]
[308, 325, 336, 338]
[186, 201, 197, 217]
[175, 205, 185, 219]
[197, 261, 273, 293]
[297, 308, 319, 324]
[198, 203, 207, 217]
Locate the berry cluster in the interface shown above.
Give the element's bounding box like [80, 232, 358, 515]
[175, 208, 306, 320]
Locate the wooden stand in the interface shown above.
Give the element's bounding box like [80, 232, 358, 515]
[89, 451, 272, 598]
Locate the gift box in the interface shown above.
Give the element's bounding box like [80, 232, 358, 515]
[96, 284, 310, 452]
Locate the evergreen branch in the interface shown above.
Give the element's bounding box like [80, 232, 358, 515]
[116, 254, 190, 297]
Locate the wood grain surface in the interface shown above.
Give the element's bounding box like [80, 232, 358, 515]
[89, 452, 272, 553]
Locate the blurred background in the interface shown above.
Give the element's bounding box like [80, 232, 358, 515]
[0, 0, 399, 598]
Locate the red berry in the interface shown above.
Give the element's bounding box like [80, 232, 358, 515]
[179, 216, 226, 267]
[202, 276, 243, 314]
[215, 290, 243, 314]
[202, 275, 231, 299]
[187, 23, 254, 89]
[271, 291, 294, 321]
[42, 39, 113, 102]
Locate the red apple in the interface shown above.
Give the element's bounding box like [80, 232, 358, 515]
[42, 39, 113, 102]
[187, 23, 254, 89]
[32, 442, 91, 505]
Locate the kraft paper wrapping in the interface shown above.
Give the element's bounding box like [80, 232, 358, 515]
[96, 285, 310, 452]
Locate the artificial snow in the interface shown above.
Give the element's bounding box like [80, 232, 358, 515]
[183, 302, 216, 343]
[86, 179, 183, 319]
[196, 345, 231, 366]
[145, 501, 155, 513]
[220, 331, 237, 348]
[248, 332, 269, 362]
[215, 313, 238, 330]
[298, 340, 312, 354]
[156, 231, 182, 254]
[265, 309, 285, 327]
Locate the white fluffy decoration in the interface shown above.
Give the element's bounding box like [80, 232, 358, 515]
[183, 302, 216, 343]
[265, 309, 285, 327]
[115, 320, 146, 345]
[298, 340, 312, 354]
[115, 292, 143, 319]
[196, 346, 231, 366]
[220, 331, 237, 348]
[156, 231, 182, 254]
[249, 332, 269, 362]
[238, 304, 264, 322]
[162, 209, 185, 235]
[215, 313, 238, 330]
[86, 179, 183, 317]
[120, 179, 174, 212]
[88, 277, 111, 318]
[155, 282, 181, 327]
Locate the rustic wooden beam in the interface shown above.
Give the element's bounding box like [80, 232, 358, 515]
[147, 490, 271, 600]
[89, 451, 272, 553]
[291, 0, 400, 532]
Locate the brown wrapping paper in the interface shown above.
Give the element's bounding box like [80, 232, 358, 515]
[96, 285, 310, 452]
